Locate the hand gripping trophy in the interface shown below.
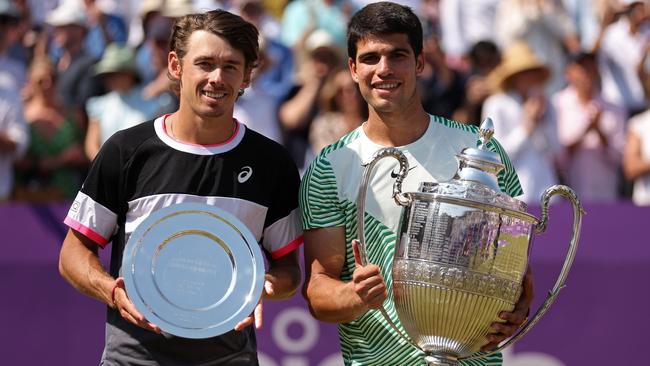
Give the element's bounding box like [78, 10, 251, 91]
[356, 118, 584, 365]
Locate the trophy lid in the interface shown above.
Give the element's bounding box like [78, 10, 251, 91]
[454, 118, 505, 192]
[418, 118, 526, 212]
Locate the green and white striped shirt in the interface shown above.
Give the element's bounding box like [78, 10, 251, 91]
[300, 115, 522, 366]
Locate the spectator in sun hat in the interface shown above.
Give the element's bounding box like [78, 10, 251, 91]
[84, 43, 161, 160]
[482, 41, 562, 204]
[46, 0, 102, 111]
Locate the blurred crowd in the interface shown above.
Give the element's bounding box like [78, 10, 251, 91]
[1, 0, 650, 205]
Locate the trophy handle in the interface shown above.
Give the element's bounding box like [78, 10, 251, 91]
[357, 147, 411, 265]
[465, 184, 584, 360]
[356, 147, 414, 346]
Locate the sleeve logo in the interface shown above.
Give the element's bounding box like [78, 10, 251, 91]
[238, 166, 253, 183]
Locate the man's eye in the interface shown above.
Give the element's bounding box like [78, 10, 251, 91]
[361, 56, 379, 64]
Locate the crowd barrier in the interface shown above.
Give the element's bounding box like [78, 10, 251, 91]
[1, 201, 647, 365]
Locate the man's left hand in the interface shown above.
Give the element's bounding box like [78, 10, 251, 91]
[234, 281, 274, 331]
[481, 266, 534, 352]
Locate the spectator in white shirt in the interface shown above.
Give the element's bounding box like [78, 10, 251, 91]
[553, 52, 627, 202]
[483, 41, 561, 204]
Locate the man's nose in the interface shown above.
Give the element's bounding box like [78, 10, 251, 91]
[377, 56, 393, 76]
[208, 68, 225, 83]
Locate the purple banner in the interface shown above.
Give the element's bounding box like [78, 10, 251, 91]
[0, 202, 647, 365]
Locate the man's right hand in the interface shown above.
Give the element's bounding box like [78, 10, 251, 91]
[351, 240, 388, 310]
[112, 277, 161, 334]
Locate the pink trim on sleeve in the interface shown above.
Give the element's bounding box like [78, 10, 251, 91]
[64, 216, 110, 247]
[270, 235, 303, 260]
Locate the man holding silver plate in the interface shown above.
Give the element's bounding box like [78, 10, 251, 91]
[59, 10, 302, 365]
[300, 2, 537, 365]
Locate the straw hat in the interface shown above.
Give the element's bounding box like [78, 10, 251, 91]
[94, 43, 138, 76]
[487, 42, 550, 92]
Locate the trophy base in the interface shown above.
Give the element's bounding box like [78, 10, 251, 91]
[425, 353, 459, 366]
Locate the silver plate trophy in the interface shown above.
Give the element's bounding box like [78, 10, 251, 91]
[122, 202, 265, 339]
[357, 118, 583, 365]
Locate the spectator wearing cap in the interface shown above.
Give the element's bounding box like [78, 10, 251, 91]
[278, 29, 344, 172]
[553, 51, 626, 202]
[46, 0, 102, 111]
[84, 43, 161, 160]
[482, 41, 562, 203]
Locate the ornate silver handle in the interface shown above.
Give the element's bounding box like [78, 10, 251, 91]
[466, 184, 584, 360]
[356, 147, 413, 344]
[356, 147, 411, 265]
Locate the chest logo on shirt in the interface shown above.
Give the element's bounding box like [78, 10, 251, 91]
[238, 166, 253, 183]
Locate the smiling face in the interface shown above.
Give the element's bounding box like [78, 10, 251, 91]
[168, 30, 251, 121]
[348, 33, 424, 116]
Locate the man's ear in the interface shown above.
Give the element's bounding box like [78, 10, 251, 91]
[241, 67, 253, 89]
[415, 52, 425, 75]
[348, 57, 359, 83]
[168, 51, 182, 79]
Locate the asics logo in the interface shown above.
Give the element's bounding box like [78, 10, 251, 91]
[238, 166, 253, 183]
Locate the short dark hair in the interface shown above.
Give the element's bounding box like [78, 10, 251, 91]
[568, 51, 597, 66]
[168, 10, 259, 93]
[347, 1, 423, 60]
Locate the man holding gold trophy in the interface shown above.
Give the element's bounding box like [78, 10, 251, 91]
[301, 2, 582, 365]
[58, 9, 303, 365]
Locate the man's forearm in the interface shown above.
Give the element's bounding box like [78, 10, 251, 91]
[59, 230, 115, 307]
